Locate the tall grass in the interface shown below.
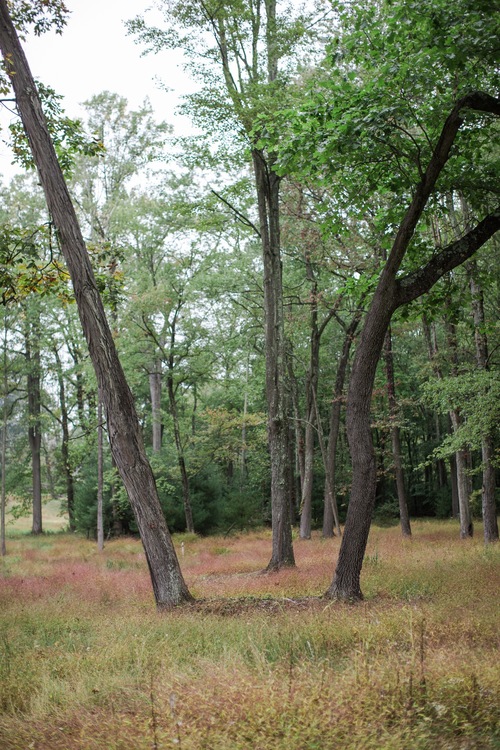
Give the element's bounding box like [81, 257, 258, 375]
[0, 521, 498, 748]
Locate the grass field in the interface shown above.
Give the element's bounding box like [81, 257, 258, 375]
[0, 520, 499, 749]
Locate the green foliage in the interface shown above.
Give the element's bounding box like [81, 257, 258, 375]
[422, 370, 500, 458]
[8, 82, 103, 175]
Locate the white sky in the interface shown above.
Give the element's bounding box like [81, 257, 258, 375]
[0, 0, 196, 180]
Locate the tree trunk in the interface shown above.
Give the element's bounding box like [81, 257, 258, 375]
[166, 373, 194, 533]
[25, 309, 42, 535]
[383, 327, 411, 537]
[53, 347, 75, 530]
[445, 315, 473, 538]
[149, 359, 162, 452]
[253, 149, 295, 570]
[323, 309, 362, 537]
[0, 4, 192, 608]
[1, 321, 7, 556]
[326, 94, 500, 600]
[299, 259, 320, 540]
[468, 263, 498, 543]
[97, 394, 104, 551]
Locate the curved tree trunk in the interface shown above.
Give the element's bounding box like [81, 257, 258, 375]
[0, 3, 192, 608]
[326, 94, 500, 601]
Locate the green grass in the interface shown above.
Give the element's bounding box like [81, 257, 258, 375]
[0, 520, 499, 749]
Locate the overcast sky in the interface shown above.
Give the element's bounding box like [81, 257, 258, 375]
[0, 0, 195, 180]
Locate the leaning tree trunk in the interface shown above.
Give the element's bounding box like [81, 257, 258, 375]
[326, 93, 500, 601]
[0, 3, 192, 608]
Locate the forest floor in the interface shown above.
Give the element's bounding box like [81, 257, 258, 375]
[0, 520, 499, 749]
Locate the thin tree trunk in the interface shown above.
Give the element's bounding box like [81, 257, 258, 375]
[468, 262, 498, 542]
[0, 4, 192, 607]
[149, 359, 162, 452]
[25, 309, 42, 535]
[323, 309, 362, 537]
[166, 373, 194, 533]
[1, 321, 7, 556]
[445, 316, 473, 538]
[383, 327, 411, 537]
[53, 347, 75, 530]
[299, 256, 320, 540]
[97, 394, 104, 551]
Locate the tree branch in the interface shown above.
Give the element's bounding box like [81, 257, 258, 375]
[395, 204, 500, 307]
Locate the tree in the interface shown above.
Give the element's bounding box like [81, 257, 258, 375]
[0, 0, 192, 608]
[266, 0, 500, 598]
[128, 0, 329, 569]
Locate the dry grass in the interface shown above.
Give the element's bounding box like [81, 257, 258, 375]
[0, 520, 499, 749]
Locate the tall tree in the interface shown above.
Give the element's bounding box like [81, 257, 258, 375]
[129, 0, 327, 568]
[267, 0, 500, 598]
[0, 0, 192, 608]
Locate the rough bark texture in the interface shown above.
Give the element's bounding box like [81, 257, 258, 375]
[253, 150, 295, 570]
[0, 2, 192, 607]
[326, 95, 500, 601]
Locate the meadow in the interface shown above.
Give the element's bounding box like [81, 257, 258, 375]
[0, 518, 499, 749]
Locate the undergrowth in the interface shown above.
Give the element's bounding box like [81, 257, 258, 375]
[0, 520, 498, 749]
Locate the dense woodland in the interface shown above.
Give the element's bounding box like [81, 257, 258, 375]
[0, 0, 499, 599]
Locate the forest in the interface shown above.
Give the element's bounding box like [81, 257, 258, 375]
[0, 0, 499, 747]
[0, 0, 499, 595]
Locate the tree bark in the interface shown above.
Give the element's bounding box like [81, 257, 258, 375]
[253, 149, 295, 569]
[149, 358, 162, 452]
[326, 95, 500, 601]
[53, 346, 75, 530]
[1, 321, 7, 556]
[97, 394, 104, 551]
[468, 262, 499, 542]
[166, 372, 194, 534]
[383, 327, 411, 537]
[25, 308, 42, 535]
[445, 315, 473, 538]
[323, 308, 362, 537]
[0, 2, 192, 608]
